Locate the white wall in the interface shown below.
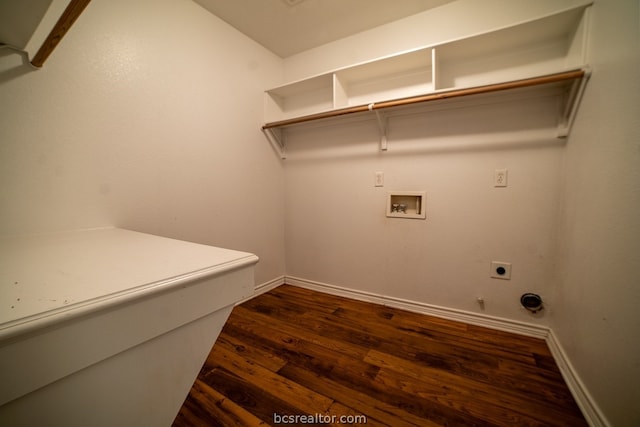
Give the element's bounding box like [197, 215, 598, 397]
[554, 0, 640, 425]
[284, 99, 566, 324]
[283, 0, 587, 325]
[0, 0, 286, 285]
[281, 0, 640, 425]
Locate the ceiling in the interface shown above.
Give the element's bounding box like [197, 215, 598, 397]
[192, 0, 456, 58]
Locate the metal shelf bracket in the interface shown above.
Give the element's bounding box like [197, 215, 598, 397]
[262, 127, 286, 159]
[370, 104, 388, 151]
[557, 67, 591, 138]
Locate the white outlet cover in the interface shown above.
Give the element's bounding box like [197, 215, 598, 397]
[374, 171, 384, 187]
[494, 169, 508, 187]
[491, 261, 512, 279]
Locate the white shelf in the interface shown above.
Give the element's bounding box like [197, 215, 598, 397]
[0, 227, 258, 337]
[262, 3, 592, 156]
[334, 48, 433, 108]
[264, 74, 333, 122]
[0, 0, 91, 68]
[435, 6, 589, 90]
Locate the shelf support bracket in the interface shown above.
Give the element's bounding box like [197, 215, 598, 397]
[262, 127, 286, 159]
[557, 67, 591, 138]
[370, 104, 388, 151]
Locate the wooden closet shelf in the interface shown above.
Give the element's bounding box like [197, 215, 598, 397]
[262, 69, 587, 130]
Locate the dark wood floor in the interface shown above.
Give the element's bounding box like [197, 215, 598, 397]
[173, 284, 587, 426]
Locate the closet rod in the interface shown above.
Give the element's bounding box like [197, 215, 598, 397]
[31, 0, 92, 68]
[262, 69, 586, 130]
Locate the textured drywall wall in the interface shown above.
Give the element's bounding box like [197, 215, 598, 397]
[0, 0, 286, 285]
[554, 0, 640, 425]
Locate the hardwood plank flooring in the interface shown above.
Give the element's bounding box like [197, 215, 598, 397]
[173, 285, 587, 426]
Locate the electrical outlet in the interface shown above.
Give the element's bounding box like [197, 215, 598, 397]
[374, 171, 384, 187]
[490, 261, 512, 280]
[494, 169, 508, 187]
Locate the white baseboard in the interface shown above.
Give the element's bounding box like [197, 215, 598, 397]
[255, 275, 286, 294]
[284, 275, 607, 427]
[285, 276, 549, 339]
[236, 275, 285, 306]
[546, 330, 610, 427]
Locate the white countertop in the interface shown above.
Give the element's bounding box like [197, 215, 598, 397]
[0, 227, 258, 339]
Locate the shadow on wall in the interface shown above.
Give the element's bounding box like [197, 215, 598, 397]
[0, 48, 35, 85]
[281, 88, 567, 162]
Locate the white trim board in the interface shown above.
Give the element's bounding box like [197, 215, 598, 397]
[237, 275, 285, 306]
[281, 275, 608, 427]
[546, 330, 610, 427]
[285, 276, 549, 339]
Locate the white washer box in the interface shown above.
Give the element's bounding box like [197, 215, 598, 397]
[387, 191, 427, 219]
